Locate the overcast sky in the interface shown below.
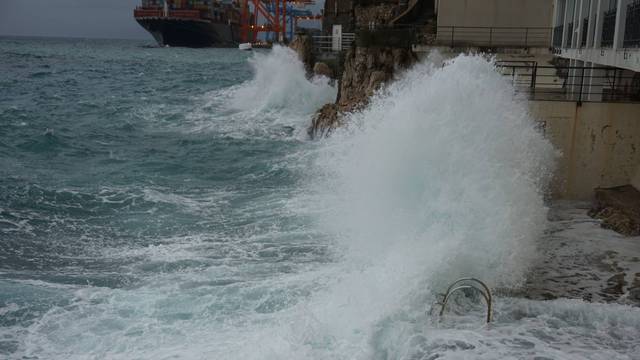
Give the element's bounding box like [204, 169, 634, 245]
[0, 0, 152, 39]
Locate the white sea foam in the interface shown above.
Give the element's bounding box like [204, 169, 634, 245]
[260, 53, 559, 358]
[185, 46, 337, 138]
[317, 54, 556, 286]
[228, 46, 336, 113]
[133, 46, 336, 139]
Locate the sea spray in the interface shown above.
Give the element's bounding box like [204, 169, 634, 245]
[194, 53, 560, 359]
[230, 46, 336, 113]
[290, 53, 558, 356]
[318, 53, 555, 284]
[179, 53, 559, 359]
[186, 45, 337, 137]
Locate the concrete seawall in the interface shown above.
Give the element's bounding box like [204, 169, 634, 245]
[530, 101, 640, 199]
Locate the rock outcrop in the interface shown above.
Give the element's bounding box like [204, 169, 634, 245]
[308, 46, 417, 138]
[289, 33, 315, 73]
[354, 3, 398, 26]
[309, 103, 340, 138]
[306, 0, 429, 138]
[337, 47, 416, 112]
[511, 202, 640, 305]
[313, 62, 334, 78]
[589, 185, 640, 236]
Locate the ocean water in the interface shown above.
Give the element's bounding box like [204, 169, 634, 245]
[1, 37, 639, 359]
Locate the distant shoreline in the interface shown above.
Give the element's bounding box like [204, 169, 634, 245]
[0, 34, 152, 42]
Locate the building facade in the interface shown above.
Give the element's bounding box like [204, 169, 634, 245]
[435, 0, 555, 47]
[552, 0, 640, 101]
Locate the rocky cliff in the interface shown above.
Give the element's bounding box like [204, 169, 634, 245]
[306, 0, 423, 138]
[309, 47, 417, 137]
[289, 34, 315, 74]
[589, 185, 640, 236]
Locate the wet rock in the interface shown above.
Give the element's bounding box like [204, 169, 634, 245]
[589, 185, 640, 236]
[308, 0, 431, 138]
[309, 46, 417, 138]
[354, 3, 397, 26]
[309, 103, 340, 139]
[289, 34, 314, 73]
[339, 47, 416, 111]
[517, 202, 640, 306]
[602, 273, 627, 298]
[629, 273, 640, 302]
[313, 62, 333, 78]
[368, 70, 387, 91]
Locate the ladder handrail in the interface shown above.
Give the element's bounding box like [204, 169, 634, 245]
[444, 278, 493, 302]
[437, 278, 493, 323]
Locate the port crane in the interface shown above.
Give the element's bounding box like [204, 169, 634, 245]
[240, 0, 320, 44]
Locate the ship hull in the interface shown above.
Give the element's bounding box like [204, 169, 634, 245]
[136, 18, 239, 48]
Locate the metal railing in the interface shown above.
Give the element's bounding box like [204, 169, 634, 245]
[356, 24, 419, 48]
[436, 26, 552, 48]
[624, 0, 640, 47]
[134, 7, 205, 20]
[312, 33, 355, 53]
[434, 278, 493, 324]
[496, 62, 640, 103]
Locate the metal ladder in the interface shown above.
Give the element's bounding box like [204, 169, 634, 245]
[434, 278, 493, 323]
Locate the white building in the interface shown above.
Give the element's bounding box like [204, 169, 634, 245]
[553, 0, 640, 101]
[426, 0, 640, 198]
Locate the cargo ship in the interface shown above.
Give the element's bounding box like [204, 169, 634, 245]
[134, 0, 242, 47]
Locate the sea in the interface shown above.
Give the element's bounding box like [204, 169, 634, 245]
[1, 37, 639, 359]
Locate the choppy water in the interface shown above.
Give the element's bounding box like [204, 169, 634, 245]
[1, 37, 639, 359]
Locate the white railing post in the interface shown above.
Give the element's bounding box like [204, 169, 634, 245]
[613, 0, 631, 49]
[331, 24, 342, 52]
[562, 0, 571, 47]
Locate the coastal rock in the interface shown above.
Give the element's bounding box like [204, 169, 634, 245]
[309, 103, 340, 138]
[309, 0, 434, 138]
[354, 3, 398, 26]
[512, 202, 640, 306]
[338, 47, 416, 111]
[309, 46, 417, 138]
[368, 70, 387, 92]
[313, 62, 333, 78]
[289, 34, 314, 73]
[589, 185, 640, 236]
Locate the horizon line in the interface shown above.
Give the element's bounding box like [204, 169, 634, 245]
[0, 33, 152, 42]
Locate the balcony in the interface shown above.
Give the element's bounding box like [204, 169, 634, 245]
[581, 18, 588, 47]
[435, 26, 552, 48]
[624, 0, 640, 48]
[495, 62, 640, 103]
[553, 25, 564, 47]
[601, 8, 617, 47]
